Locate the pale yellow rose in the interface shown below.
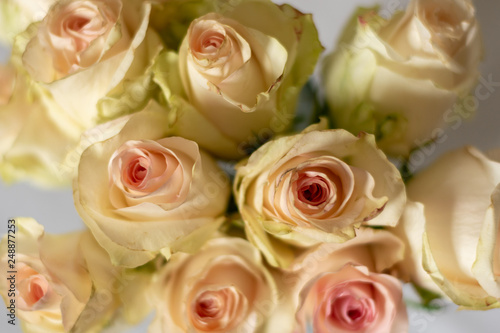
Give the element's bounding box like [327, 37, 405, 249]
[234, 121, 406, 267]
[275, 228, 407, 333]
[0, 218, 92, 332]
[148, 237, 278, 333]
[19, 0, 163, 128]
[73, 105, 231, 268]
[0, 0, 56, 44]
[403, 146, 500, 309]
[154, 0, 323, 159]
[0, 65, 83, 187]
[323, 0, 482, 156]
[0, 0, 163, 187]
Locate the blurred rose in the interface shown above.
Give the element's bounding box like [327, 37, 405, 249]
[73, 105, 230, 268]
[149, 237, 278, 333]
[154, 0, 323, 159]
[276, 228, 407, 333]
[0, 218, 92, 332]
[234, 122, 406, 267]
[19, 0, 162, 128]
[0, 0, 55, 44]
[323, 0, 482, 156]
[404, 146, 500, 309]
[0, 66, 83, 187]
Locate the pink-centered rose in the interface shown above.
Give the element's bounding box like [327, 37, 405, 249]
[234, 121, 406, 267]
[296, 265, 407, 333]
[148, 237, 278, 333]
[275, 228, 407, 333]
[0, 218, 92, 332]
[19, 0, 162, 128]
[73, 106, 230, 267]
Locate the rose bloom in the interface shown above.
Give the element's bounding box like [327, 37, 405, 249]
[398, 146, 500, 309]
[0, 0, 55, 44]
[20, 0, 163, 128]
[323, 0, 482, 156]
[276, 228, 407, 333]
[0, 65, 83, 186]
[234, 122, 406, 267]
[148, 237, 278, 333]
[0, 218, 92, 332]
[1, 0, 163, 186]
[154, 0, 323, 159]
[73, 106, 230, 268]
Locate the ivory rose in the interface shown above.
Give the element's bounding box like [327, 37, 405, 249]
[402, 146, 500, 309]
[275, 228, 407, 333]
[73, 105, 230, 268]
[148, 237, 278, 333]
[154, 0, 322, 159]
[234, 122, 406, 267]
[323, 0, 482, 156]
[0, 218, 92, 332]
[19, 0, 162, 128]
[0, 66, 83, 187]
[0, 0, 55, 44]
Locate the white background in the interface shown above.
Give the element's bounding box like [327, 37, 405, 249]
[1, 0, 500, 332]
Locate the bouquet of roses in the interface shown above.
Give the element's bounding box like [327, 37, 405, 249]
[0, 0, 496, 332]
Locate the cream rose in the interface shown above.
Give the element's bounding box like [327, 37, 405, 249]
[323, 0, 482, 156]
[154, 0, 323, 159]
[19, 0, 162, 128]
[0, 218, 92, 332]
[234, 122, 406, 267]
[73, 105, 231, 268]
[0, 0, 55, 44]
[0, 66, 83, 187]
[148, 237, 278, 333]
[402, 146, 500, 309]
[276, 228, 407, 333]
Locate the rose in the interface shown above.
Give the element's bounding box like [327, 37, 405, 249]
[19, 0, 163, 128]
[73, 105, 230, 268]
[154, 0, 323, 159]
[0, 0, 55, 44]
[276, 228, 407, 333]
[0, 65, 83, 187]
[0, 0, 163, 187]
[148, 237, 278, 333]
[295, 265, 407, 333]
[234, 122, 406, 267]
[322, 0, 482, 157]
[0, 218, 92, 332]
[401, 146, 500, 309]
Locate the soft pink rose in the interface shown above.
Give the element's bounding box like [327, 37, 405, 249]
[275, 228, 407, 333]
[296, 265, 407, 333]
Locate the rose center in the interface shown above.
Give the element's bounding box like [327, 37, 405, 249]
[328, 294, 375, 330]
[68, 16, 91, 31]
[196, 294, 222, 319]
[202, 34, 224, 52]
[297, 175, 330, 206]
